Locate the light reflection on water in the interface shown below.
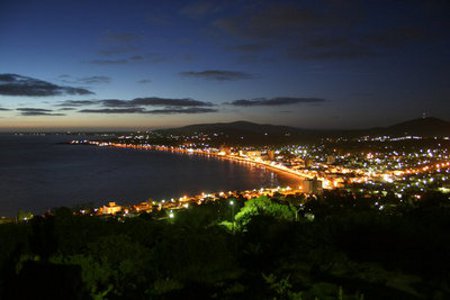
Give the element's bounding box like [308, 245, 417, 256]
[0, 135, 298, 216]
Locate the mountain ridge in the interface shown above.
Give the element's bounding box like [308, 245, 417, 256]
[157, 117, 450, 145]
[165, 117, 449, 135]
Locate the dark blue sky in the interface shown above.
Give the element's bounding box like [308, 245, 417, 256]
[0, 0, 449, 130]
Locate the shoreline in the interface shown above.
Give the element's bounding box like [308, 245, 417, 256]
[101, 143, 308, 187]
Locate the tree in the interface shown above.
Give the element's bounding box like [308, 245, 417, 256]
[234, 196, 296, 229]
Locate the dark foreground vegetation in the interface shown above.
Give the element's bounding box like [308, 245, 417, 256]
[1, 191, 450, 299]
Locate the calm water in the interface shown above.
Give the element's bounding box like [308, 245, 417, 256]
[0, 135, 297, 217]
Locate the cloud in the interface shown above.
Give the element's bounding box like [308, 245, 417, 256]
[97, 99, 130, 107]
[214, 3, 360, 61]
[129, 97, 213, 107]
[21, 112, 66, 116]
[286, 27, 425, 60]
[88, 59, 129, 65]
[59, 75, 111, 84]
[137, 79, 151, 84]
[58, 97, 214, 108]
[214, 4, 328, 39]
[226, 97, 326, 106]
[79, 108, 145, 114]
[103, 97, 214, 107]
[16, 108, 65, 116]
[213, 1, 435, 61]
[88, 54, 156, 65]
[20, 111, 65, 117]
[16, 108, 53, 112]
[79, 107, 217, 114]
[179, 70, 253, 81]
[62, 96, 218, 114]
[146, 107, 218, 114]
[0, 74, 94, 97]
[0, 107, 11, 111]
[78, 76, 111, 84]
[57, 100, 98, 107]
[57, 107, 77, 111]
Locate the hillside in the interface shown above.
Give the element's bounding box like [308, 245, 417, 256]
[170, 121, 298, 135]
[381, 117, 450, 136]
[157, 121, 317, 145]
[157, 117, 450, 145]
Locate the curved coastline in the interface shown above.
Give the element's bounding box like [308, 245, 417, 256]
[100, 143, 307, 187]
[2, 137, 301, 218]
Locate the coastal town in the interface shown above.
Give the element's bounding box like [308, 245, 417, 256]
[3, 126, 450, 299]
[67, 128, 450, 218]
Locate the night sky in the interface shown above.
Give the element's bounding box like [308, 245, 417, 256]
[0, 0, 449, 131]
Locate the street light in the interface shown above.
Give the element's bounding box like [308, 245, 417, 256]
[169, 210, 174, 219]
[229, 200, 235, 232]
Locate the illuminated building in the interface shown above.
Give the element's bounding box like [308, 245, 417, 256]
[246, 151, 262, 158]
[267, 150, 275, 161]
[101, 202, 122, 215]
[305, 158, 314, 168]
[302, 177, 323, 194]
[327, 155, 336, 165]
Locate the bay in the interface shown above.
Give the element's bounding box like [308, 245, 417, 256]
[0, 135, 297, 217]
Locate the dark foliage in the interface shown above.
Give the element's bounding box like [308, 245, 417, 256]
[1, 192, 449, 299]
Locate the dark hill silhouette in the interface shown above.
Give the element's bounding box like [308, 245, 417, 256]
[382, 117, 450, 136]
[173, 121, 299, 135]
[158, 121, 313, 145]
[158, 117, 450, 145]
